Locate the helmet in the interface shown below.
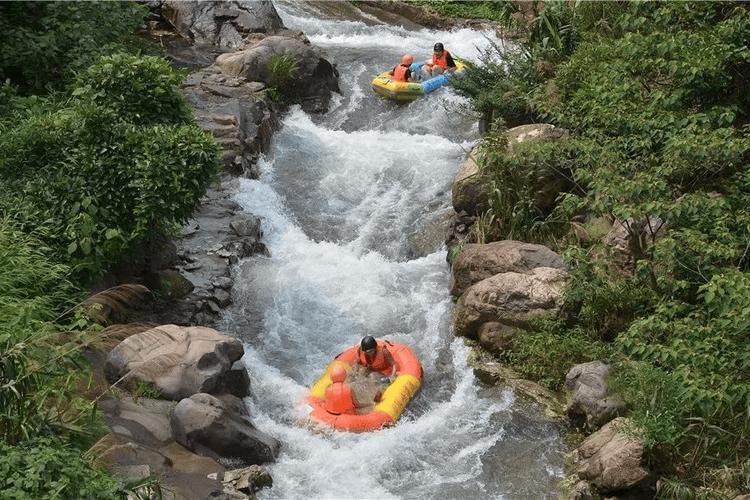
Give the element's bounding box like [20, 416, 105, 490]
[361, 336, 377, 351]
[402, 54, 414, 65]
[330, 365, 347, 383]
[434, 42, 444, 52]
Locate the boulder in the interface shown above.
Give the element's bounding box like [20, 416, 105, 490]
[144, 269, 195, 300]
[574, 417, 652, 494]
[565, 361, 625, 429]
[162, 0, 283, 48]
[223, 465, 272, 494]
[171, 393, 280, 464]
[477, 321, 521, 353]
[450, 240, 566, 296]
[453, 267, 568, 339]
[105, 325, 246, 400]
[230, 215, 262, 238]
[603, 216, 667, 274]
[215, 35, 340, 113]
[506, 123, 568, 154]
[451, 147, 488, 216]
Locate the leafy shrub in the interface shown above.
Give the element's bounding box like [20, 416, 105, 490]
[0, 2, 146, 94]
[0, 437, 119, 499]
[0, 54, 219, 279]
[500, 318, 611, 391]
[461, 1, 750, 492]
[73, 54, 192, 125]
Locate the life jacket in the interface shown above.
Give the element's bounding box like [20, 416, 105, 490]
[357, 340, 394, 374]
[392, 64, 410, 82]
[325, 382, 356, 415]
[432, 50, 451, 69]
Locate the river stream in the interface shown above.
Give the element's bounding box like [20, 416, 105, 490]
[219, 2, 565, 498]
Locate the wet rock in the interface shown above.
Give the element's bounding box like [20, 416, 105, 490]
[144, 269, 195, 300]
[211, 288, 232, 308]
[221, 367, 251, 398]
[230, 215, 262, 238]
[468, 348, 565, 418]
[171, 393, 280, 464]
[101, 396, 174, 445]
[223, 465, 272, 495]
[212, 276, 234, 289]
[158, 441, 225, 476]
[445, 210, 476, 256]
[477, 321, 521, 353]
[215, 35, 340, 113]
[452, 146, 488, 216]
[453, 267, 568, 339]
[573, 417, 653, 494]
[450, 240, 566, 296]
[569, 480, 594, 500]
[565, 361, 625, 429]
[222, 237, 269, 259]
[105, 324, 245, 400]
[162, 0, 283, 48]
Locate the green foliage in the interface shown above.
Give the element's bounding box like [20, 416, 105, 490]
[133, 382, 162, 401]
[0, 437, 120, 499]
[0, 54, 219, 279]
[405, 0, 517, 24]
[500, 318, 611, 391]
[267, 54, 299, 93]
[73, 53, 192, 125]
[462, 1, 750, 492]
[0, 2, 146, 94]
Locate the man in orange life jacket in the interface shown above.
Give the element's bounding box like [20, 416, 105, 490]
[357, 335, 397, 381]
[391, 54, 415, 82]
[324, 365, 360, 415]
[423, 42, 456, 78]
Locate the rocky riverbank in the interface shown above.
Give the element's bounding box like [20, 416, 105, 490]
[447, 125, 656, 499]
[87, 2, 341, 498]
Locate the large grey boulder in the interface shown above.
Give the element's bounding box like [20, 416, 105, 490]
[453, 267, 568, 339]
[450, 240, 565, 296]
[105, 325, 246, 400]
[565, 361, 625, 429]
[215, 35, 340, 113]
[573, 417, 653, 494]
[171, 393, 280, 464]
[451, 146, 488, 216]
[506, 123, 568, 153]
[162, 1, 284, 48]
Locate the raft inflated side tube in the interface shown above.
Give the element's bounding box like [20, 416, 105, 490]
[370, 61, 465, 102]
[305, 342, 423, 432]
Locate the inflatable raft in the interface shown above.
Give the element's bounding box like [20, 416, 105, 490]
[371, 61, 466, 102]
[306, 341, 422, 432]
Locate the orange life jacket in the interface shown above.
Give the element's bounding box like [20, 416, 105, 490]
[357, 340, 394, 374]
[325, 382, 356, 415]
[392, 64, 410, 82]
[432, 50, 451, 69]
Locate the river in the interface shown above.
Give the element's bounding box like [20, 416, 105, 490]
[219, 2, 565, 498]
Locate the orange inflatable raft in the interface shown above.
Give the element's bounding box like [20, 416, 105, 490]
[306, 341, 422, 432]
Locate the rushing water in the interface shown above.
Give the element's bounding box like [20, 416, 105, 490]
[219, 2, 565, 498]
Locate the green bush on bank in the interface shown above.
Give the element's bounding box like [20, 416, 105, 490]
[0, 4, 221, 498]
[0, 54, 219, 279]
[457, 1, 750, 494]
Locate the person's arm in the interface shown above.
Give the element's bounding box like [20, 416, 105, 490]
[446, 52, 456, 68]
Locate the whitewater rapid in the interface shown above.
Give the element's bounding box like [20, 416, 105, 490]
[218, 2, 564, 498]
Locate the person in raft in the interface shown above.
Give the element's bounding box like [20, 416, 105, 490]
[421, 42, 456, 79]
[357, 335, 397, 383]
[391, 54, 416, 82]
[324, 365, 362, 415]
